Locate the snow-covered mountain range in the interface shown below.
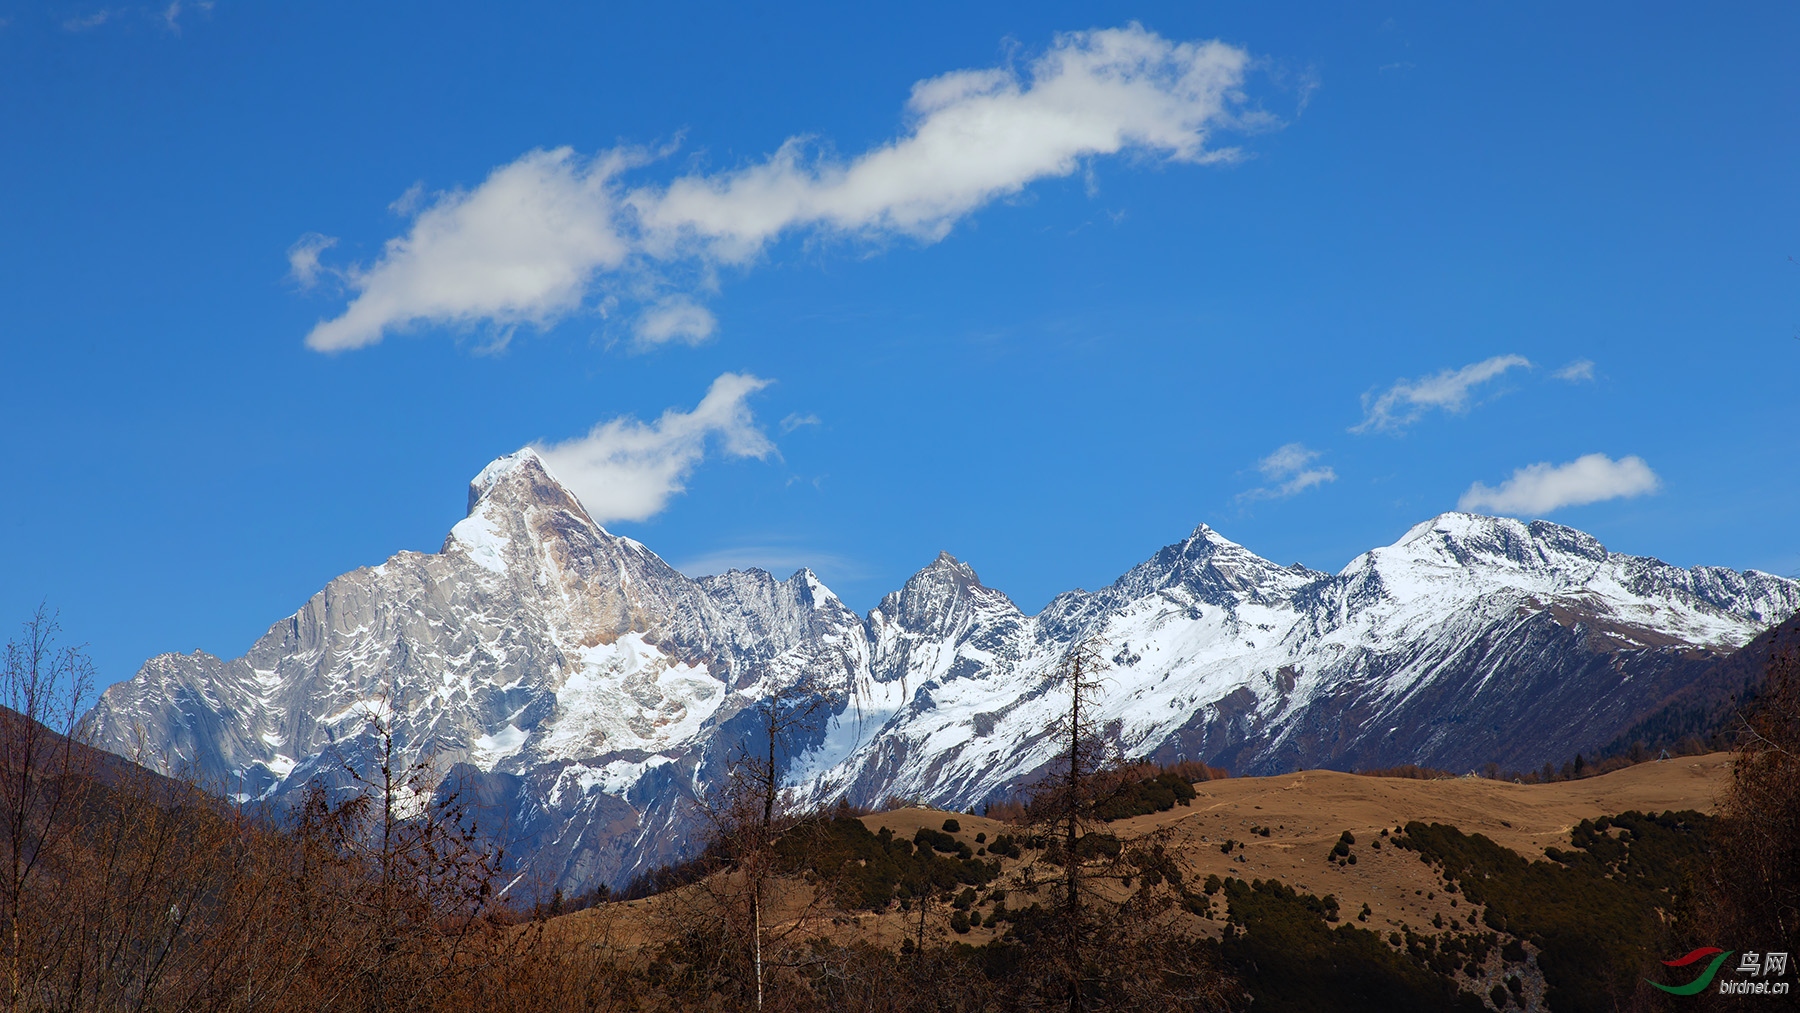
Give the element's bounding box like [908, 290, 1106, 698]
[87, 450, 1798, 892]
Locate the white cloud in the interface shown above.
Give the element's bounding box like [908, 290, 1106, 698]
[533, 373, 774, 525]
[305, 148, 636, 352]
[286, 233, 338, 288]
[299, 24, 1255, 353]
[1458, 453, 1659, 516]
[634, 26, 1251, 260]
[1239, 442, 1337, 501]
[633, 297, 717, 345]
[1552, 359, 1596, 382]
[780, 412, 821, 433]
[1353, 354, 1532, 434]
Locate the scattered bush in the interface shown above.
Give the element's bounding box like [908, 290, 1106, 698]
[1217, 877, 1483, 1011]
[1092, 772, 1199, 821]
[1392, 810, 1711, 1013]
[985, 833, 1022, 859]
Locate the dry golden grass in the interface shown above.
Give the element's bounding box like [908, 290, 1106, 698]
[543, 753, 1732, 951]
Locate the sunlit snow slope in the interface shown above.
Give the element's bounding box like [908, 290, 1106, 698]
[87, 451, 1798, 893]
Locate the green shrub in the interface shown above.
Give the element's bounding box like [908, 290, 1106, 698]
[1092, 772, 1200, 821]
[1391, 811, 1710, 1013]
[915, 826, 960, 853]
[1217, 877, 1484, 1012]
[769, 815, 998, 911]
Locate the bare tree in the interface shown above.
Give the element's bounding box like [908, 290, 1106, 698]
[327, 708, 508, 1013]
[1009, 640, 1242, 1012]
[679, 675, 834, 1011]
[0, 605, 94, 1011]
[745, 676, 831, 1009]
[1040, 639, 1112, 1013]
[1705, 628, 1800, 949]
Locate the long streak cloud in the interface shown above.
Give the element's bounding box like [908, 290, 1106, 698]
[298, 25, 1255, 352]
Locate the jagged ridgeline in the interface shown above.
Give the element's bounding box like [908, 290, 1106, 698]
[85, 450, 1799, 894]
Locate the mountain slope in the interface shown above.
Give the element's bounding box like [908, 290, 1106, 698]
[86, 452, 1798, 892]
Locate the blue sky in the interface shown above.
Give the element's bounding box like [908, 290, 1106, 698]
[3, 2, 1797, 688]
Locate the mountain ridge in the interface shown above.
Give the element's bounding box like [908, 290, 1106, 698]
[86, 450, 1799, 893]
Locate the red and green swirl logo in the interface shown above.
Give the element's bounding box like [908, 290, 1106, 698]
[1648, 948, 1733, 996]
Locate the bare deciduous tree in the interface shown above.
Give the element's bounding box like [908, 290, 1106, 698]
[1705, 628, 1800, 950]
[0, 605, 94, 1011]
[677, 674, 834, 1011]
[333, 709, 509, 1013]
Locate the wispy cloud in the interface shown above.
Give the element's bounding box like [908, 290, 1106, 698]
[298, 24, 1260, 353]
[780, 413, 822, 433]
[1551, 358, 1595, 382]
[1239, 443, 1337, 501]
[286, 233, 339, 289]
[63, 10, 115, 31]
[387, 182, 426, 217]
[1352, 354, 1532, 434]
[161, 0, 212, 33]
[533, 373, 775, 525]
[1458, 453, 1659, 516]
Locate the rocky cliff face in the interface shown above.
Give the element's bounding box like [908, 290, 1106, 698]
[88, 451, 864, 889]
[87, 451, 1799, 894]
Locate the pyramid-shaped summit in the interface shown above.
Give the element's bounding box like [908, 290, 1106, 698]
[463, 447, 587, 518]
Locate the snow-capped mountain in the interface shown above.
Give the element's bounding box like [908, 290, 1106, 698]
[87, 450, 1799, 893]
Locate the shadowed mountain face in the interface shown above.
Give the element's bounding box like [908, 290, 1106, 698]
[86, 451, 1799, 894]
